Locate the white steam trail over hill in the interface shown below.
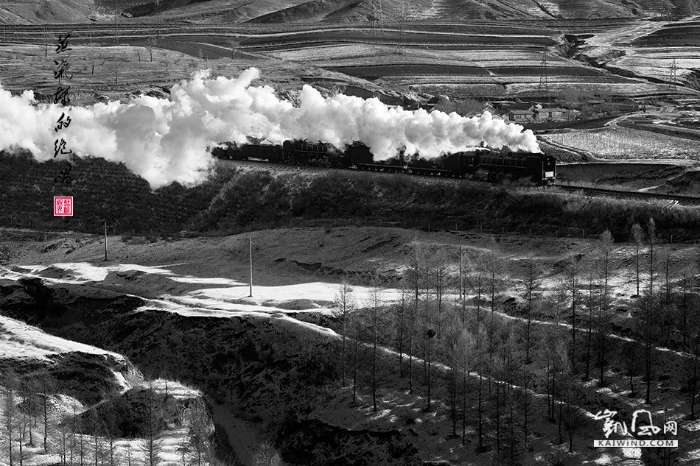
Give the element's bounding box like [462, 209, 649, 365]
[0, 67, 539, 189]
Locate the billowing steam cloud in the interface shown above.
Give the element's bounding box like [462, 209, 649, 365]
[0, 67, 539, 189]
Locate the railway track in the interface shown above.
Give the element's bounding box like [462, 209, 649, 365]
[218, 158, 700, 205]
[554, 183, 700, 205]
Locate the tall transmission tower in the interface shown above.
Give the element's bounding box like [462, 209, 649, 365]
[371, 0, 383, 35]
[155, 0, 161, 39]
[396, 0, 406, 54]
[538, 47, 549, 95]
[669, 58, 678, 89]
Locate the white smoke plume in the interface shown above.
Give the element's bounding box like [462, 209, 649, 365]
[0, 67, 540, 189]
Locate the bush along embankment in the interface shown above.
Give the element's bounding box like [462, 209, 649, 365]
[5, 149, 700, 241]
[195, 168, 700, 241]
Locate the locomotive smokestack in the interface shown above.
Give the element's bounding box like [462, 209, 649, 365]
[0, 68, 539, 188]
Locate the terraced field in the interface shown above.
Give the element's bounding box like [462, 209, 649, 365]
[545, 126, 700, 160]
[2, 18, 699, 108]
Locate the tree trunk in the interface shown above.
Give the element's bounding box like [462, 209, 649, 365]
[567, 402, 574, 453]
[636, 243, 640, 296]
[352, 333, 359, 403]
[462, 370, 467, 445]
[478, 375, 483, 451]
[496, 382, 500, 457]
[691, 351, 699, 419]
[372, 326, 378, 412]
[558, 401, 563, 444]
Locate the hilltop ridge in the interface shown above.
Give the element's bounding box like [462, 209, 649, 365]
[0, 0, 696, 25]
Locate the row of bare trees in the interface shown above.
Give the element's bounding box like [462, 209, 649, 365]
[333, 223, 700, 461]
[332, 243, 592, 462]
[1, 373, 215, 466]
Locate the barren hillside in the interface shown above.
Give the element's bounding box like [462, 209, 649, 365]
[0, 0, 696, 24]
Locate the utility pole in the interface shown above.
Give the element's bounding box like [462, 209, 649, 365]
[249, 237, 253, 297]
[103, 221, 108, 261]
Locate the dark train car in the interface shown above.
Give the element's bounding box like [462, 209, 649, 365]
[530, 154, 556, 184]
[475, 152, 555, 184]
[241, 143, 283, 163]
[210, 143, 235, 159]
[283, 140, 348, 167]
[347, 143, 406, 172]
[405, 152, 466, 177]
[210, 142, 282, 162]
[212, 138, 555, 185]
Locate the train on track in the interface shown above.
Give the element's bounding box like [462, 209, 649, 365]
[211, 140, 556, 184]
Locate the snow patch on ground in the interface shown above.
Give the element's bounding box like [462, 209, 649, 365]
[148, 378, 201, 400]
[0, 315, 127, 362]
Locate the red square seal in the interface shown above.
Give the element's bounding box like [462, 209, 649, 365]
[54, 196, 73, 216]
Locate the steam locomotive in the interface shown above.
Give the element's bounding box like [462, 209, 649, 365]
[212, 140, 556, 185]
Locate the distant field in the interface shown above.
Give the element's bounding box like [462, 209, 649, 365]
[1, 20, 698, 103]
[545, 127, 699, 160]
[633, 24, 700, 47]
[325, 64, 491, 79]
[603, 47, 700, 83]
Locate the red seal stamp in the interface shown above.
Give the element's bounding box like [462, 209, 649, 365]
[54, 196, 73, 216]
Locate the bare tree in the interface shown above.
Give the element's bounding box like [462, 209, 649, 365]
[621, 342, 641, 397]
[631, 222, 644, 296]
[565, 254, 582, 369]
[186, 398, 210, 466]
[563, 376, 587, 453]
[365, 276, 389, 413]
[350, 310, 363, 404]
[19, 375, 38, 448]
[442, 308, 463, 438]
[597, 230, 615, 386]
[140, 382, 164, 466]
[102, 410, 117, 466]
[39, 376, 55, 452]
[58, 413, 70, 465]
[3, 374, 18, 466]
[645, 218, 657, 404]
[396, 281, 408, 378]
[515, 371, 535, 452]
[406, 243, 424, 394]
[679, 263, 696, 348]
[661, 247, 676, 346]
[254, 442, 282, 466]
[583, 262, 599, 381]
[467, 252, 487, 325]
[486, 237, 505, 318]
[475, 322, 488, 452]
[77, 409, 86, 466]
[521, 256, 542, 364]
[91, 410, 101, 466]
[434, 250, 448, 338]
[689, 301, 700, 419]
[456, 327, 475, 446]
[333, 281, 355, 385]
